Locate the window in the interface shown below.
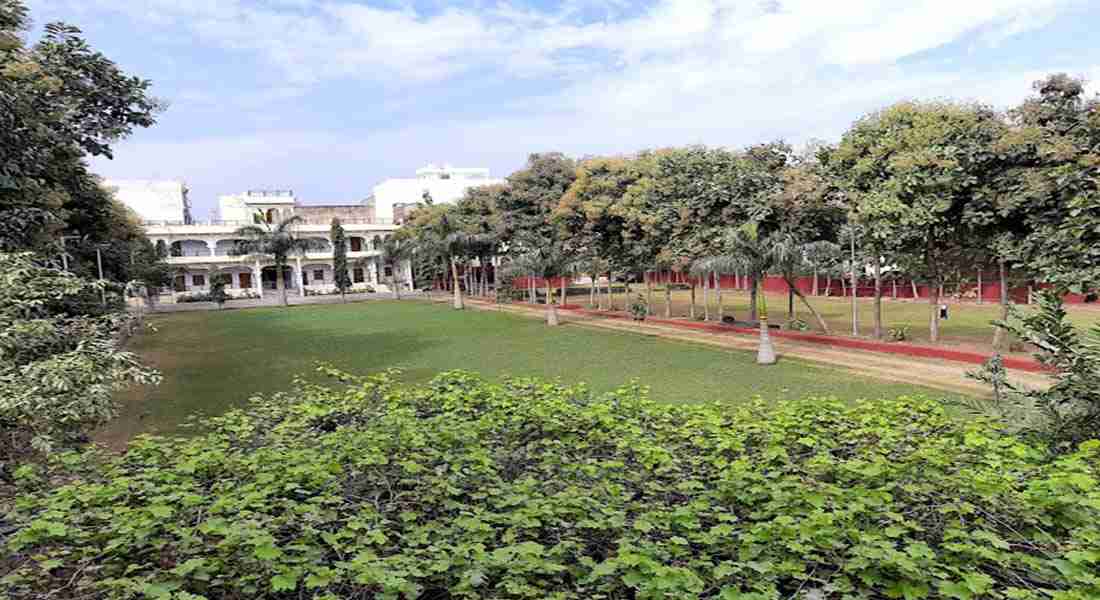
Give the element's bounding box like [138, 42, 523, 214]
[192, 274, 206, 287]
[353, 268, 365, 283]
[384, 266, 393, 278]
[350, 237, 362, 252]
[313, 269, 324, 281]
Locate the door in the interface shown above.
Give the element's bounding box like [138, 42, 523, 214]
[239, 272, 252, 290]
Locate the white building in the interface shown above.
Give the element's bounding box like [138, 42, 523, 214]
[103, 179, 192, 223]
[110, 182, 407, 300]
[367, 164, 504, 223]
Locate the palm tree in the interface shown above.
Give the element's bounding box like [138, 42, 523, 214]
[380, 235, 414, 300]
[232, 214, 316, 307]
[768, 233, 831, 333]
[695, 223, 777, 365]
[502, 243, 574, 326]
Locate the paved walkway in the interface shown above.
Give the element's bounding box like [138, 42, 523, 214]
[448, 297, 1050, 396]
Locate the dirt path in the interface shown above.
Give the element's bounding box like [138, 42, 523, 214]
[453, 298, 1051, 397]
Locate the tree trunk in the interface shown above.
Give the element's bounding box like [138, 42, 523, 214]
[791, 283, 830, 333]
[929, 278, 940, 343]
[703, 273, 710, 321]
[850, 233, 858, 336]
[590, 272, 597, 308]
[839, 277, 846, 299]
[646, 274, 654, 316]
[911, 280, 918, 299]
[392, 272, 400, 300]
[825, 276, 832, 297]
[606, 272, 613, 311]
[977, 269, 983, 305]
[560, 276, 567, 307]
[757, 317, 777, 365]
[664, 280, 672, 318]
[787, 286, 795, 323]
[451, 259, 464, 309]
[277, 262, 288, 307]
[689, 281, 696, 319]
[715, 271, 724, 322]
[749, 275, 758, 321]
[993, 260, 1010, 350]
[892, 278, 897, 300]
[546, 282, 559, 326]
[872, 259, 883, 340]
[529, 274, 536, 304]
[812, 267, 819, 296]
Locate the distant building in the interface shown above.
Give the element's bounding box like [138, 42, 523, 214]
[103, 179, 191, 223]
[367, 164, 504, 223]
[141, 188, 402, 300]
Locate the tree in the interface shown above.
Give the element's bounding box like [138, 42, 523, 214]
[980, 74, 1100, 308]
[829, 101, 1004, 342]
[208, 269, 230, 309]
[330, 218, 352, 302]
[696, 223, 777, 364]
[380, 235, 414, 300]
[768, 233, 831, 333]
[1, 1, 160, 254]
[502, 243, 574, 326]
[403, 203, 481, 310]
[232, 214, 315, 307]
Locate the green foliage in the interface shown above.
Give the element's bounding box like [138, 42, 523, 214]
[1, 0, 159, 253]
[4, 368, 1098, 599]
[0, 252, 158, 460]
[629, 294, 648, 320]
[330, 218, 352, 297]
[966, 291, 1100, 451]
[888, 324, 911, 342]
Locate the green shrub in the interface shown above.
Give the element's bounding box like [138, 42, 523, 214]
[3, 369, 1099, 599]
[629, 294, 648, 320]
[889, 324, 911, 342]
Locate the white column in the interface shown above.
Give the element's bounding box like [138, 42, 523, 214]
[254, 260, 263, 298]
[370, 258, 379, 284]
[206, 240, 217, 256]
[296, 257, 305, 297]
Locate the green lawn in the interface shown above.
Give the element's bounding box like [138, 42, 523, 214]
[105, 300, 963, 442]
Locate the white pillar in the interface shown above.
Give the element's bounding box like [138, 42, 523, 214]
[206, 240, 217, 256]
[254, 260, 263, 298]
[370, 258, 379, 284]
[296, 257, 305, 297]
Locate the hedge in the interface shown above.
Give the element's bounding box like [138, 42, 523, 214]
[3, 370, 1098, 599]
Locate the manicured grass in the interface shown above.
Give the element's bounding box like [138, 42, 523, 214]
[587, 286, 1100, 351]
[105, 300, 964, 442]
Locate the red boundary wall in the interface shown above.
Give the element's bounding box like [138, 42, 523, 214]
[506, 301, 1048, 374]
[640, 271, 1094, 305]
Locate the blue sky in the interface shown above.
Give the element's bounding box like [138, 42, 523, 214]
[25, 0, 1100, 218]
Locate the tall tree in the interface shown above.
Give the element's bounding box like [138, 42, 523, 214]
[829, 101, 1004, 342]
[380, 235, 414, 300]
[1, 0, 160, 255]
[330, 218, 351, 302]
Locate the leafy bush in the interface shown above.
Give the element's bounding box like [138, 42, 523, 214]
[0, 253, 159, 460]
[786, 318, 809, 332]
[888, 324, 911, 342]
[629, 294, 648, 320]
[4, 369, 1098, 599]
[175, 292, 213, 303]
[967, 290, 1100, 452]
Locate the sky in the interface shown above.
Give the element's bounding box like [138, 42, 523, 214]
[24, 0, 1100, 218]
